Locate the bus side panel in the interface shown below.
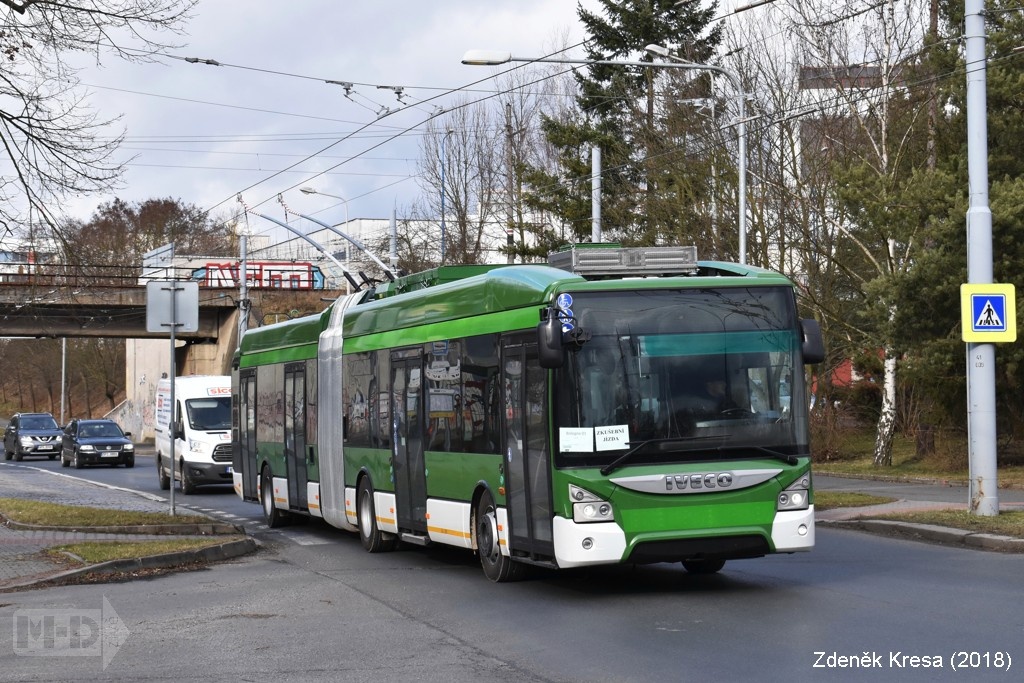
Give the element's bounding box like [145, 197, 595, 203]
[343, 447, 393, 495]
[425, 499, 473, 548]
[425, 451, 503, 503]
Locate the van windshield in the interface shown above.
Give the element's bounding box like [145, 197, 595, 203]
[185, 397, 232, 431]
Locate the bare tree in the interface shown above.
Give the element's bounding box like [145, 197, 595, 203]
[61, 197, 229, 285]
[0, 0, 197, 237]
[418, 99, 501, 265]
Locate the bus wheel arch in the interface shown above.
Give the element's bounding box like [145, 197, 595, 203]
[356, 473, 396, 552]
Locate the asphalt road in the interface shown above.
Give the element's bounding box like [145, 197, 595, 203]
[2, 448, 1024, 681]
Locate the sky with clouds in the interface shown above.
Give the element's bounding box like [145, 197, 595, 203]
[65, 0, 605, 242]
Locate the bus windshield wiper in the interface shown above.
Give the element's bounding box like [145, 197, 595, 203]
[713, 445, 808, 466]
[600, 436, 722, 476]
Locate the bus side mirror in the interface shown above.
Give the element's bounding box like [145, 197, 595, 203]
[800, 318, 825, 364]
[538, 310, 564, 369]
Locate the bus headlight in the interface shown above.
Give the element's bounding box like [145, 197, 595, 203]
[570, 485, 614, 523]
[777, 476, 811, 511]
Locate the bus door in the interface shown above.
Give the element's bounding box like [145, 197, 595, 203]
[284, 363, 308, 511]
[391, 349, 427, 534]
[236, 369, 259, 500]
[501, 336, 554, 558]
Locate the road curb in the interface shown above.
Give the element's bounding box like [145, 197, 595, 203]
[819, 518, 1024, 552]
[1, 537, 260, 592]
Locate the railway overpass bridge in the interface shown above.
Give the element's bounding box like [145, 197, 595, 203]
[0, 279, 341, 344]
[1, 277, 345, 438]
[0, 254, 355, 439]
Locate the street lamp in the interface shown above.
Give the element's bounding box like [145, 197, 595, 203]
[645, 44, 747, 266]
[300, 186, 349, 232]
[300, 186, 351, 291]
[440, 129, 454, 264]
[461, 48, 749, 265]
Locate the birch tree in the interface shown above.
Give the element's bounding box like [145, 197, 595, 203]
[782, 0, 936, 466]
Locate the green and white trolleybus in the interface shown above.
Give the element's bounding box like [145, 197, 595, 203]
[232, 245, 824, 581]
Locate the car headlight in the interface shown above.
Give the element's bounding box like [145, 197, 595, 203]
[79, 444, 95, 451]
[187, 438, 204, 453]
[19, 437, 33, 447]
[124, 443, 134, 451]
[570, 484, 615, 523]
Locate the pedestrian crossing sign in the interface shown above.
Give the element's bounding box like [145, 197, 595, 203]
[960, 283, 1016, 342]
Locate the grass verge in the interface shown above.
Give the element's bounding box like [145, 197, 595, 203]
[47, 536, 248, 565]
[0, 497, 209, 527]
[814, 491, 895, 510]
[872, 510, 1024, 537]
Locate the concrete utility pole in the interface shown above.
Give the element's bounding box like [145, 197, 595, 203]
[592, 147, 602, 243]
[964, 0, 998, 516]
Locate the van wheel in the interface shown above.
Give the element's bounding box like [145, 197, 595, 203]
[261, 468, 288, 528]
[357, 477, 396, 552]
[157, 457, 170, 490]
[179, 460, 195, 495]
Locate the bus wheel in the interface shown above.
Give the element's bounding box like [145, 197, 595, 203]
[475, 490, 524, 582]
[261, 468, 288, 528]
[682, 559, 725, 575]
[357, 477, 395, 552]
[157, 457, 170, 490]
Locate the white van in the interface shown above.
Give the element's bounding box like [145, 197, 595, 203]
[155, 375, 232, 494]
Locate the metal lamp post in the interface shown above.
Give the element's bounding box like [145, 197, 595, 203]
[300, 186, 351, 292]
[461, 48, 749, 265]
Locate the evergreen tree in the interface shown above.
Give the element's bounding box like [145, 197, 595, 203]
[523, 0, 722, 247]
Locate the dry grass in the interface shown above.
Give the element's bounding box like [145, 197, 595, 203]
[0, 497, 208, 527]
[48, 537, 247, 564]
[814, 491, 896, 510]
[874, 509, 1024, 537]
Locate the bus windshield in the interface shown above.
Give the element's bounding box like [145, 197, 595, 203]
[552, 287, 808, 468]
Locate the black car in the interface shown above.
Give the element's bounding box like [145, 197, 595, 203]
[4, 412, 63, 461]
[61, 419, 135, 468]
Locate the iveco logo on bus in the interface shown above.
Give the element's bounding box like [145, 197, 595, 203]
[665, 472, 733, 491]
